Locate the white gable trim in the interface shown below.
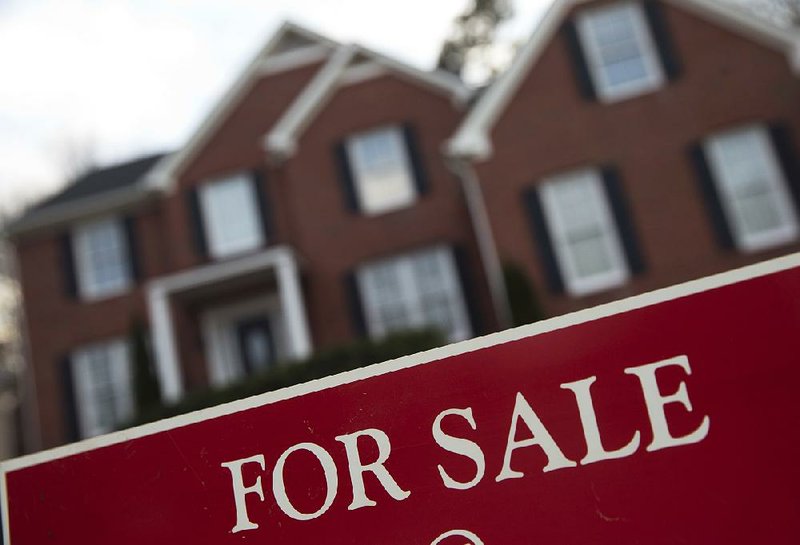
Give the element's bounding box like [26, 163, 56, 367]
[266, 45, 358, 159]
[339, 62, 390, 86]
[145, 21, 337, 193]
[257, 43, 332, 77]
[448, 0, 800, 161]
[264, 44, 472, 159]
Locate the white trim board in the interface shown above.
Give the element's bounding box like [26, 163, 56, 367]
[265, 42, 472, 159]
[3, 251, 800, 478]
[145, 21, 338, 193]
[447, 0, 800, 160]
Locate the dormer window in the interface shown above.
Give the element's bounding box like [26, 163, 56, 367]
[199, 174, 265, 259]
[575, 1, 665, 102]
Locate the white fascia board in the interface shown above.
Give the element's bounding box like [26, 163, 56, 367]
[264, 43, 473, 160]
[5, 185, 153, 238]
[149, 21, 338, 193]
[257, 43, 332, 77]
[670, 0, 799, 54]
[792, 40, 800, 74]
[265, 44, 357, 159]
[350, 44, 473, 104]
[149, 245, 298, 295]
[338, 62, 389, 87]
[447, 0, 799, 162]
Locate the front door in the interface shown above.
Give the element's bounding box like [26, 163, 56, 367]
[235, 317, 275, 375]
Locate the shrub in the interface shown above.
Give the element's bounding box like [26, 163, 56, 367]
[503, 262, 545, 327]
[126, 328, 446, 427]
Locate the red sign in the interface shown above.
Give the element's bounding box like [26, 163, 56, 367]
[4, 255, 800, 544]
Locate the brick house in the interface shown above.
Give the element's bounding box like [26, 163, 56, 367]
[7, 0, 800, 451]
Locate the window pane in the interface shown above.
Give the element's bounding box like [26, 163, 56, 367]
[75, 218, 130, 298]
[72, 340, 132, 438]
[358, 247, 470, 342]
[540, 171, 629, 296]
[706, 126, 799, 251]
[201, 175, 264, 258]
[348, 126, 416, 214]
[411, 251, 456, 338]
[364, 260, 411, 334]
[578, 2, 663, 99]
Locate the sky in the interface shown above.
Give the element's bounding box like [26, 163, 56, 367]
[0, 0, 551, 217]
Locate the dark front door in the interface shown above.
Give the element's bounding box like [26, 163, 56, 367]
[235, 317, 274, 374]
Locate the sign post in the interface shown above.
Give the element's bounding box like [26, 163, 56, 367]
[4, 254, 800, 544]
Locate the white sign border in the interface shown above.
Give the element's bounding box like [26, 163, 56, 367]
[3, 251, 800, 543]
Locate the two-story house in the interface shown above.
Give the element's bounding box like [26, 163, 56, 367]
[8, 0, 800, 452]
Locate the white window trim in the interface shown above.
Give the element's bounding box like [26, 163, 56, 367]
[345, 125, 418, 216]
[199, 174, 265, 260]
[356, 245, 471, 343]
[72, 216, 132, 301]
[539, 168, 630, 297]
[201, 296, 287, 388]
[704, 124, 799, 253]
[71, 339, 133, 439]
[576, 1, 665, 103]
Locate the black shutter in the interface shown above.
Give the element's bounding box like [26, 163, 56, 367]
[452, 246, 484, 337]
[688, 143, 735, 249]
[123, 216, 141, 282]
[402, 124, 430, 197]
[644, 0, 682, 81]
[187, 188, 208, 258]
[562, 20, 597, 101]
[334, 141, 360, 213]
[251, 169, 274, 243]
[601, 167, 646, 275]
[61, 355, 80, 442]
[344, 272, 367, 338]
[522, 188, 565, 294]
[59, 232, 79, 299]
[768, 123, 800, 211]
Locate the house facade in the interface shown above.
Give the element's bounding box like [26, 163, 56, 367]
[8, 0, 800, 451]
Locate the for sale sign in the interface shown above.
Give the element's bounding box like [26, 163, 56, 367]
[3, 255, 800, 544]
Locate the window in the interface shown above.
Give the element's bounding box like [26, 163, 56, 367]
[357, 246, 471, 342]
[71, 339, 133, 439]
[346, 126, 417, 215]
[539, 169, 630, 296]
[73, 217, 131, 299]
[576, 1, 664, 101]
[704, 125, 799, 252]
[199, 174, 264, 259]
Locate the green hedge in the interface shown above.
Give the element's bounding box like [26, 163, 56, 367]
[126, 328, 446, 427]
[503, 262, 545, 327]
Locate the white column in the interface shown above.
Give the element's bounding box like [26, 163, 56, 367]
[147, 285, 184, 402]
[275, 251, 312, 361]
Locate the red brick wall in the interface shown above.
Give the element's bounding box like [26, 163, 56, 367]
[14, 205, 166, 448]
[277, 73, 495, 348]
[163, 62, 324, 272]
[476, 0, 800, 318]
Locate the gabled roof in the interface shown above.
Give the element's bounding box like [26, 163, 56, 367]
[448, 0, 800, 160]
[264, 41, 472, 159]
[146, 21, 339, 191]
[7, 153, 168, 236]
